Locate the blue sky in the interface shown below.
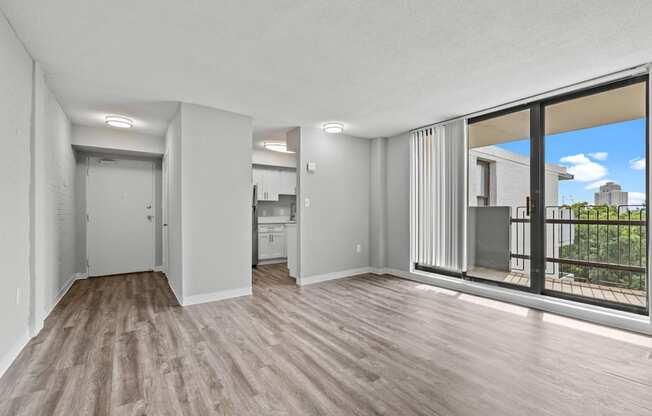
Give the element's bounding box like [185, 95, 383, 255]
[497, 118, 646, 206]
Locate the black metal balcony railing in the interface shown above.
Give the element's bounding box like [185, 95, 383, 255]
[510, 205, 647, 291]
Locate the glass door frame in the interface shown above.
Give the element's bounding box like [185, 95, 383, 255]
[465, 74, 649, 315]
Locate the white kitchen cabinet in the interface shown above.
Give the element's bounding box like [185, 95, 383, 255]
[286, 223, 297, 278]
[269, 231, 285, 258]
[258, 233, 272, 259]
[263, 169, 280, 201]
[253, 167, 296, 200]
[258, 224, 286, 259]
[252, 168, 264, 190]
[279, 170, 296, 195]
[254, 168, 278, 201]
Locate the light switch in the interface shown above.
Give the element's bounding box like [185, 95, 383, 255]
[305, 198, 310, 208]
[307, 162, 317, 173]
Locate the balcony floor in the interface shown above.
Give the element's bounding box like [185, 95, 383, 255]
[468, 266, 647, 308]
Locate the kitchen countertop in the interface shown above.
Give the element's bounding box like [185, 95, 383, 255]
[258, 216, 296, 224]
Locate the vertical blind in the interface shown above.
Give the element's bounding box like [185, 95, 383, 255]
[410, 119, 467, 273]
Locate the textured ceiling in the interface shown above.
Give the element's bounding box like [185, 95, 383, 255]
[2, 0, 652, 139]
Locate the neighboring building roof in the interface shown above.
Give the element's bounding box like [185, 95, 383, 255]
[470, 145, 574, 180]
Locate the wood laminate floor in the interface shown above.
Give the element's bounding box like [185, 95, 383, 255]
[1, 264, 652, 415]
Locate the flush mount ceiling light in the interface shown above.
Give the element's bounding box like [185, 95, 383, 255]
[322, 122, 344, 134]
[105, 115, 133, 129]
[264, 141, 295, 154]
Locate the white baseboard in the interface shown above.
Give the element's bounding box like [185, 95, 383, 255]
[167, 281, 183, 306]
[34, 272, 87, 336]
[154, 265, 165, 272]
[182, 286, 252, 306]
[298, 267, 372, 286]
[0, 328, 30, 381]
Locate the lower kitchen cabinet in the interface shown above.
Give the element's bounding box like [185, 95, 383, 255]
[258, 224, 286, 260]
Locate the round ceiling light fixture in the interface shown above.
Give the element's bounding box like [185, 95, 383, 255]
[105, 115, 133, 129]
[264, 141, 295, 154]
[322, 122, 343, 134]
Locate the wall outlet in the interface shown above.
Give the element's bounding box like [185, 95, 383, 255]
[356, 244, 361, 253]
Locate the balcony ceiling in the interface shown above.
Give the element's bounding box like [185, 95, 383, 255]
[469, 82, 646, 148]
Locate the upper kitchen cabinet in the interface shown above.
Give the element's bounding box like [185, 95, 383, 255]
[253, 166, 296, 201]
[279, 170, 296, 195]
[259, 169, 279, 201]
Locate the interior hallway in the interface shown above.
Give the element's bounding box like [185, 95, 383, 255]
[1, 265, 651, 416]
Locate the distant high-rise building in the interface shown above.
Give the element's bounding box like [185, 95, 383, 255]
[594, 181, 628, 206]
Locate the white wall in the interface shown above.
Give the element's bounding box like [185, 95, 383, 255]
[164, 111, 183, 302]
[32, 63, 76, 333]
[252, 148, 296, 168]
[386, 132, 411, 272]
[298, 127, 371, 280]
[75, 158, 88, 273]
[370, 138, 387, 270]
[0, 12, 34, 377]
[180, 103, 252, 301]
[164, 104, 252, 304]
[72, 125, 165, 156]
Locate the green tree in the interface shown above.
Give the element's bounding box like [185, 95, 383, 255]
[557, 202, 646, 290]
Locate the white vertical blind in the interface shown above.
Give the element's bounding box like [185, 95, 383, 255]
[410, 119, 467, 272]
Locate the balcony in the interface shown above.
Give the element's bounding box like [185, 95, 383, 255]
[467, 204, 647, 310]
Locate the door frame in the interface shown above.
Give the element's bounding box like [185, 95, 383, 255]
[162, 152, 169, 274]
[465, 74, 650, 315]
[86, 155, 157, 277]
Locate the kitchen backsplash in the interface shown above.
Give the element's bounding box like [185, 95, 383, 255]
[258, 194, 296, 217]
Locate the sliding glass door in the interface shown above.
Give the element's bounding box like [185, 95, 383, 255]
[542, 78, 648, 313]
[466, 76, 649, 314]
[467, 108, 535, 289]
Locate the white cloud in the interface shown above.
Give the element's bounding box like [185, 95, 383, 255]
[560, 154, 591, 165]
[629, 192, 646, 206]
[589, 152, 608, 161]
[629, 157, 645, 171]
[585, 179, 611, 190]
[560, 153, 607, 182]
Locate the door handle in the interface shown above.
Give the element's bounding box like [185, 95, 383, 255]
[526, 196, 535, 216]
[147, 215, 153, 221]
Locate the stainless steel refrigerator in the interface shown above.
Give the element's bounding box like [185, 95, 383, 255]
[252, 185, 258, 267]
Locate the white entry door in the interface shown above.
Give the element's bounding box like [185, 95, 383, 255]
[87, 157, 155, 276]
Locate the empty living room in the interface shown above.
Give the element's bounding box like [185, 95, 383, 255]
[1, 1, 652, 415]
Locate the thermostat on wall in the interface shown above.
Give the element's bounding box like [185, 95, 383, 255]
[307, 162, 317, 173]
